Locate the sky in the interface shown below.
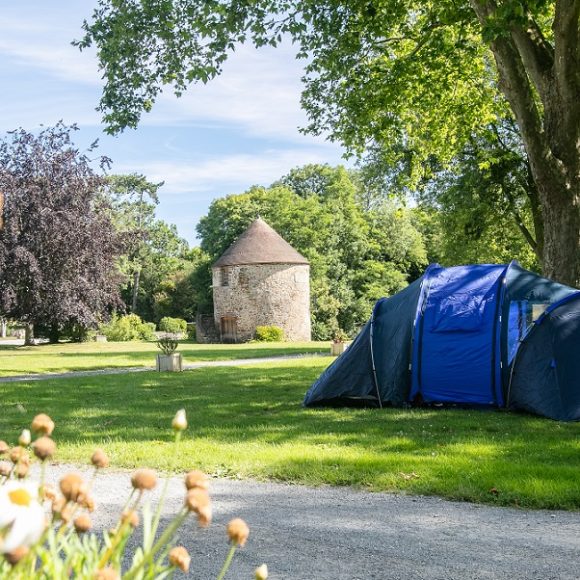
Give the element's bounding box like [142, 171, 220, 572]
[0, 1, 348, 244]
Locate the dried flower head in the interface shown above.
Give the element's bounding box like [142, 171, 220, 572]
[74, 514, 92, 533]
[169, 546, 191, 573]
[131, 468, 157, 491]
[91, 448, 109, 469]
[59, 473, 86, 502]
[15, 461, 29, 478]
[0, 440, 9, 455]
[94, 567, 120, 580]
[51, 496, 66, 518]
[40, 484, 56, 502]
[121, 509, 139, 528]
[185, 470, 209, 491]
[0, 461, 12, 477]
[227, 518, 250, 547]
[9, 447, 30, 465]
[197, 504, 212, 527]
[172, 409, 187, 431]
[5, 546, 30, 565]
[79, 492, 95, 512]
[31, 414, 55, 436]
[255, 564, 269, 580]
[18, 429, 31, 447]
[184, 488, 210, 512]
[32, 436, 56, 460]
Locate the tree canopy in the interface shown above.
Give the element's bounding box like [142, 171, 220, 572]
[0, 124, 122, 343]
[79, 0, 580, 286]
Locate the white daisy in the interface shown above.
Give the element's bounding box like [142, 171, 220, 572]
[0, 481, 45, 553]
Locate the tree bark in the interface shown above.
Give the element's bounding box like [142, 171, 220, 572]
[24, 323, 34, 346]
[0, 318, 6, 338]
[48, 325, 60, 344]
[131, 268, 141, 313]
[469, 0, 580, 286]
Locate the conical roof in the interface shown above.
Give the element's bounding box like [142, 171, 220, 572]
[213, 218, 309, 267]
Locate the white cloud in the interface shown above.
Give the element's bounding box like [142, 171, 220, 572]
[116, 148, 345, 196]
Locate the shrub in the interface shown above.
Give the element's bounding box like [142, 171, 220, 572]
[159, 317, 187, 334]
[254, 325, 284, 342]
[99, 314, 156, 342]
[186, 322, 196, 342]
[0, 411, 261, 578]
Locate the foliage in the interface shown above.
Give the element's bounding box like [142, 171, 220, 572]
[196, 165, 427, 338]
[186, 323, 196, 342]
[0, 124, 122, 343]
[99, 314, 156, 342]
[1, 361, 579, 510]
[158, 317, 187, 335]
[0, 411, 253, 578]
[78, 0, 580, 286]
[157, 336, 179, 355]
[254, 326, 284, 342]
[104, 174, 191, 321]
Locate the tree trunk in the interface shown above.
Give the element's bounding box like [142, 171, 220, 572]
[538, 184, 580, 286]
[24, 323, 34, 346]
[0, 318, 6, 338]
[131, 269, 141, 313]
[48, 325, 60, 344]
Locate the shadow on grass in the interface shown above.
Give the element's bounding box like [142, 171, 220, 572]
[1, 362, 579, 509]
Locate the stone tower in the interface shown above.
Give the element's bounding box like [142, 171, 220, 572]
[211, 218, 311, 342]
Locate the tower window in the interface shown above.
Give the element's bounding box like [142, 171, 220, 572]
[220, 267, 231, 287]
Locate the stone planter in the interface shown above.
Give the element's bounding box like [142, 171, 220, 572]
[331, 342, 346, 356]
[95, 334, 108, 343]
[156, 353, 183, 372]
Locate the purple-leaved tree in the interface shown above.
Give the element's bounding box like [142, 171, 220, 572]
[0, 123, 123, 344]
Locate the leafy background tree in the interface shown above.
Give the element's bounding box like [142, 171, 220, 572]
[195, 165, 427, 338]
[0, 124, 122, 343]
[78, 0, 580, 286]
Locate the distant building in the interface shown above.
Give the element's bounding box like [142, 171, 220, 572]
[207, 218, 311, 343]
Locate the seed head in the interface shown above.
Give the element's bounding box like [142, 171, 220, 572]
[74, 514, 92, 533]
[197, 504, 212, 527]
[51, 496, 66, 518]
[169, 546, 191, 573]
[185, 488, 210, 512]
[121, 509, 140, 528]
[5, 546, 30, 565]
[59, 473, 86, 502]
[18, 429, 31, 447]
[79, 492, 95, 512]
[0, 461, 12, 477]
[0, 440, 9, 454]
[255, 564, 269, 580]
[32, 436, 56, 460]
[9, 447, 29, 465]
[227, 518, 249, 547]
[15, 461, 29, 478]
[185, 470, 209, 491]
[131, 468, 157, 491]
[91, 448, 109, 469]
[172, 409, 187, 431]
[31, 414, 55, 436]
[94, 567, 120, 580]
[40, 484, 56, 502]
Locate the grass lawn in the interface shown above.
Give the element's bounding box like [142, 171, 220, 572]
[1, 357, 579, 510]
[0, 341, 328, 376]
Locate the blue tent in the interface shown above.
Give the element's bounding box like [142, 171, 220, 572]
[304, 263, 580, 421]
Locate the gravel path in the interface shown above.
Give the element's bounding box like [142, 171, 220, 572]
[0, 354, 324, 383]
[46, 465, 579, 580]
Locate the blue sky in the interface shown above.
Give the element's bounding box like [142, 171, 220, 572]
[0, 1, 347, 244]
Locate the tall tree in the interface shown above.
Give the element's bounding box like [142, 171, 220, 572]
[0, 124, 122, 343]
[105, 174, 164, 313]
[78, 0, 580, 286]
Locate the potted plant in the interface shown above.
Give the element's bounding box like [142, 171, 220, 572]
[331, 329, 350, 356]
[156, 335, 183, 372]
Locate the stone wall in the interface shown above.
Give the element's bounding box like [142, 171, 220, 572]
[212, 263, 311, 342]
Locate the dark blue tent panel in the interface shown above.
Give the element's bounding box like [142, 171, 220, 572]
[304, 262, 580, 421]
[509, 293, 580, 421]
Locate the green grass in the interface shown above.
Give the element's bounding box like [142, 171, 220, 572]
[0, 341, 328, 376]
[1, 357, 579, 510]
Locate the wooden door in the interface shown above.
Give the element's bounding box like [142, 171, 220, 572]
[220, 316, 237, 343]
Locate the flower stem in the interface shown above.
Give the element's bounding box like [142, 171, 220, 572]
[216, 544, 237, 580]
